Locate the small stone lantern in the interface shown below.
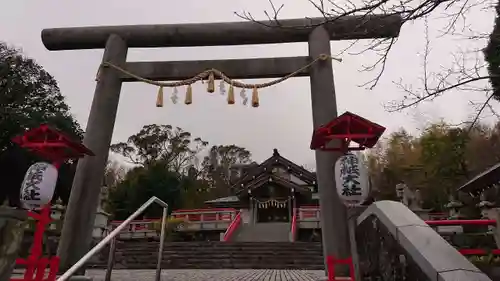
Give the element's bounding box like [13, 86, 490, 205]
[92, 185, 110, 240]
[445, 194, 464, 220]
[477, 190, 496, 219]
[50, 198, 65, 231]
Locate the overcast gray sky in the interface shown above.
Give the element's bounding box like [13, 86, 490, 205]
[1, 0, 496, 168]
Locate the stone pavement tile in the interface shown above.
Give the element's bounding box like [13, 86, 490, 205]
[86, 269, 327, 281]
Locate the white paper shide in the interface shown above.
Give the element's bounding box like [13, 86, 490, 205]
[334, 153, 369, 206]
[20, 162, 58, 210]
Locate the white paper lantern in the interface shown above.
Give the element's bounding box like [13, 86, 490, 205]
[334, 153, 369, 206]
[19, 162, 58, 210]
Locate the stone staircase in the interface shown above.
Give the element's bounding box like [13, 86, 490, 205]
[89, 241, 324, 270]
[234, 222, 291, 242]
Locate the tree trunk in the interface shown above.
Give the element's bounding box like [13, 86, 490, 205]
[0, 207, 27, 281]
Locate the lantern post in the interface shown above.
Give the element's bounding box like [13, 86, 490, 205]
[9, 125, 94, 281]
[309, 111, 385, 280]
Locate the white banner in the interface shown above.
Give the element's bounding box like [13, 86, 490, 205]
[20, 162, 58, 210]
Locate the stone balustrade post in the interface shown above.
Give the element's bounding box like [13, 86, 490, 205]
[0, 207, 27, 281]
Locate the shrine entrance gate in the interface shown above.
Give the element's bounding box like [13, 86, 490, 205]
[41, 15, 403, 276]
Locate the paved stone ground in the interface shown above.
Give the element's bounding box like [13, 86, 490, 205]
[86, 269, 330, 281]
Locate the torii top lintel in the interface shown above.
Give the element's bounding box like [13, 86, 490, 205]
[41, 15, 403, 51]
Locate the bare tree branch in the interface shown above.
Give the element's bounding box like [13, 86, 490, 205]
[386, 16, 497, 131]
[235, 0, 496, 118]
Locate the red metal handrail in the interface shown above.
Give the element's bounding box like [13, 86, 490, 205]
[459, 249, 500, 255]
[223, 212, 242, 242]
[425, 219, 496, 226]
[291, 208, 298, 242]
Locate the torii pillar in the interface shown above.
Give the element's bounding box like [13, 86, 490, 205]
[308, 26, 351, 272]
[41, 15, 403, 274]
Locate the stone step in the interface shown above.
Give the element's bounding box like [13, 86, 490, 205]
[115, 253, 324, 259]
[118, 245, 323, 249]
[115, 256, 323, 262]
[90, 241, 324, 270]
[113, 256, 323, 262]
[114, 249, 322, 254]
[116, 243, 322, 247]
[90, 262, 325, 270]
[116, 247, 322, 253]
[115, 241, 322, 247]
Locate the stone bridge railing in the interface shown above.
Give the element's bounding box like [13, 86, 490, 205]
[355, 201, 491, 280]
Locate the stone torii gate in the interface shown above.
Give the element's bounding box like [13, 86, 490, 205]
[41, 15, 403, 273]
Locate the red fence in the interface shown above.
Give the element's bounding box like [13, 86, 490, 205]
[425, 219, 496, 226]
[109, 207, 500, 257]
[426, 219, 499, 256]
[109, 208, 238, 239]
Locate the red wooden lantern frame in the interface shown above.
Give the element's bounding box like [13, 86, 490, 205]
[11, 124, 94, 166]
[10, 124, 94, 281]
[310, 111, 386, 153]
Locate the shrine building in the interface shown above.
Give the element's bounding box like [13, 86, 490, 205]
[114, 149, 323, 242]
[206, 148, 318, 224]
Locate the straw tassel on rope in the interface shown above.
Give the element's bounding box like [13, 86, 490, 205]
[207, 72, 215, 93]
[227, 84, 235, 105]
[251, 87, 259, 107]
[101, 53, 342, 109]
[185, 85, 193, 105]
[95, 65, 102, 82]
[156, 86, 164, 107]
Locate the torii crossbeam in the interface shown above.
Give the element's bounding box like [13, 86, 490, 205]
[41, 15, 403, 276]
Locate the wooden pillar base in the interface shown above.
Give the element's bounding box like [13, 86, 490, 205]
[0, 207, 27, 281]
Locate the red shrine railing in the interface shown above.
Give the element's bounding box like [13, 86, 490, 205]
[426, 219, 496, 226]
[109, 208, 238, 239]
[222, 211, 242, 242]
[423, 219, 499, 257]
[108, 206, 459, 238]
[296, 207, 321, 221]
[171, 208, 237, 221]
[108, 206, 500, 258]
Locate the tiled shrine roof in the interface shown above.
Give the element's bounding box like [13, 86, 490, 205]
[232, 149, 316, 191]
[458, 162, 500, 196]
[205, 196, 240, 203]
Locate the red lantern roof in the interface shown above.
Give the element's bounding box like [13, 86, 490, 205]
[11, 124, 94, 162]
[310, 111, 386, 152]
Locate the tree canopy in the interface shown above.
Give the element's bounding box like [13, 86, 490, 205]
[110, 124, 208, 172]
[367, 121, 500, 210]
[107, 124, 253, 219]
[0, 42, 83, 206]
[100, 119, 500, 218]
[107, 162, 183, 220]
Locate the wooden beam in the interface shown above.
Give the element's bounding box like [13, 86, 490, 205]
[119, 56, 311, 82]
[42, 15, 403, 50]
